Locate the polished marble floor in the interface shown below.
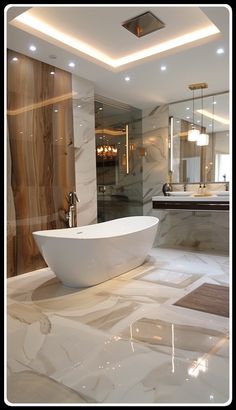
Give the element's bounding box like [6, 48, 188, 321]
[6, 247, 231, 405]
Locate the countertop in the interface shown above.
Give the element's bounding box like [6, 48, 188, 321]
[7, 247, 229, 405]
[152, 195, 229, 202]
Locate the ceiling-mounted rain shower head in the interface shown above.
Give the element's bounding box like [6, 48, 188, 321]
[122, 11, 165, 38]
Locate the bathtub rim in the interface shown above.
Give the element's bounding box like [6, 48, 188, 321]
[32, 216, 159, 240]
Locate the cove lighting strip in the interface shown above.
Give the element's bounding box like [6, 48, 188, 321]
[197, 109, 229, 125]
[13, 13, 220, 69]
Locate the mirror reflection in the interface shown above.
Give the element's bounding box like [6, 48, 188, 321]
[169, 91, 229, 183]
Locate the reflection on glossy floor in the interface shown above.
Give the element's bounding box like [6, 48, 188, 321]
[7, 247, 230, 405]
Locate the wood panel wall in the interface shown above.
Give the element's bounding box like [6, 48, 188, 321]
[7, 50, 76, 277]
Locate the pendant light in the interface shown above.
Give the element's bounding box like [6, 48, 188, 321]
[197, 86, 209, 146]
[187, 86, 200, 141]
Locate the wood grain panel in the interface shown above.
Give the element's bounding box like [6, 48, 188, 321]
[174, 283, 229, 317]
[7, 50, 75, 276]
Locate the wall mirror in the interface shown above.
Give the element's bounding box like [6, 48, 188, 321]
[169, 91, 229, 183]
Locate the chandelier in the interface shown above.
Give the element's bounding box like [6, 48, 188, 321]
[96, 145, 118, 159]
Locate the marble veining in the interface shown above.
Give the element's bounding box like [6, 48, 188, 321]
[72, 75, 97, 226]
[142, 105, 169, 217]
[7, 247, 230, 405]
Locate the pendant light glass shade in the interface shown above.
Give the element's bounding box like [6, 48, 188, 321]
[197, 86, 209, 146]
[196, 133, 209, 146]
[187, 128, 200, 141]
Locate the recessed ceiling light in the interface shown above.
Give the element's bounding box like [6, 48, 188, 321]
[12, 57, 18, 61]
[197, 120, 200, 123]
[186, 116, 190, 119]
[68, 62, 75, 67]
[212, 101, 217, 104]
[160, 65, 166, 71]
[99, 107, 103, 110]
[216, 48, 224, 54]
[54, 109, 59, 113]
[50, 71, 55, 75]
[29, 45, 36, 51]
[186, 107, 190, 110]
[77, 105, 81, 108]
[125, 76, 130, 81]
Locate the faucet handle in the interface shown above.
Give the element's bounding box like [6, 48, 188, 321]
[74, 192, 80, 203]
[67, 191, 80, 205]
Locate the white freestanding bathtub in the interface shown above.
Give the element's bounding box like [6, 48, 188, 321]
[33, 216, 159, 288]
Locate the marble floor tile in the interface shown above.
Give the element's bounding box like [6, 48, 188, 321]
[6, 247, 231, 405]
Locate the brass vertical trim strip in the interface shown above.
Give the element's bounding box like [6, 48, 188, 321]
[126, 124, 129, 174]
[170, 116, 174, 172]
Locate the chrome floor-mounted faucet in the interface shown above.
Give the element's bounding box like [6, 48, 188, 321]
[66, 192, 80, 228]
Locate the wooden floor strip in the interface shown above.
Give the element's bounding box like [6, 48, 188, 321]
[174, 283, 229, 317]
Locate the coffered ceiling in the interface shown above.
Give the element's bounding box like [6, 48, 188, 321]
[6, 5, 230, 109]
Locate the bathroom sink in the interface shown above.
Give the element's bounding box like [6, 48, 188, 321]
[169, 191, 194, 196]
[214, 191, 229, 196]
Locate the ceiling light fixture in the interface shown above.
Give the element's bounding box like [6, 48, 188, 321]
[12, 13, 220, 69]
[122, 11, 165, 38]
[29, 45, 36, 51]
[125, 76, 130, 81]
[68, 62, 75, 67]
[197, 83, 209, 146]
[160, 65, 166, 71]
[216, 48, 224, 54]
[12, 57, 18, 61]
[187, 83, 202, 142]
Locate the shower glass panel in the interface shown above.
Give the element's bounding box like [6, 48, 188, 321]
[95, 99, 143, 222]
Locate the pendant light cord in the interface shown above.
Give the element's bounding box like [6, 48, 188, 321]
[201, 87, 203, 133]
[212, 96, 214, 134]
[192, 89, 195, 129]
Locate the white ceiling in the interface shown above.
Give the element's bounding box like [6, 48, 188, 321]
[6, 5, 230, 110]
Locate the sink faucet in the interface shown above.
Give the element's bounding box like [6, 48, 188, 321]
[66, 192, 80, 228]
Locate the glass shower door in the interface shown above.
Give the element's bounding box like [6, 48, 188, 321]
[95, 99, 143, 222]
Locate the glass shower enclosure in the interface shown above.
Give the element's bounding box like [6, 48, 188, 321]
[95, 97, 143, 222]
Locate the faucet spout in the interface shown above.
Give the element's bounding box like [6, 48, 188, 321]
[66, 192, 80, 228]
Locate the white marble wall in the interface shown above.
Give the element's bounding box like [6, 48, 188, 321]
[142, 105, 169, 216]
[72, 75, 97, 226]
[152, 209, 229, 253]
[142, 105, 229, 253]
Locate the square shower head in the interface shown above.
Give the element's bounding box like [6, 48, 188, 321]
[122, 11, 165, 38]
